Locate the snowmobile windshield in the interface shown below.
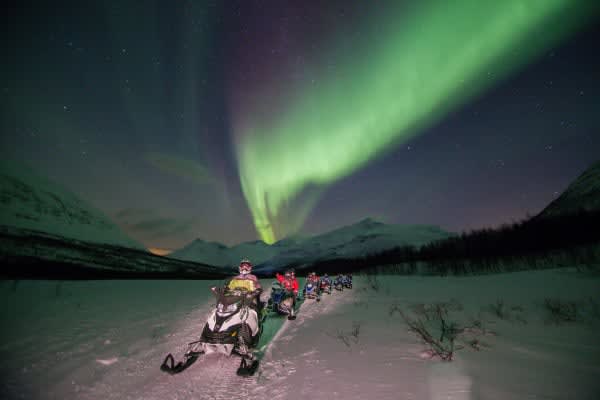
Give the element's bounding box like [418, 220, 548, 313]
[213, 287, 251, 305]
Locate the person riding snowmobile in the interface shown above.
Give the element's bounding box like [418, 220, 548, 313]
[275, 269, 299, 318]
[160, 259, 264, 376]
[344, 273, 353, 288]
[319, 273, 332, 294]
[340, 273, 352, 289]
[275, 269, 299, 295]
[222, 259, 263, 310]
[304, 272, 321, 300]
[334, 273, 344, 291]
[307, 272, 320, 285]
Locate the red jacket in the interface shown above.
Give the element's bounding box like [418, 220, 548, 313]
[276, 273, 299, 294]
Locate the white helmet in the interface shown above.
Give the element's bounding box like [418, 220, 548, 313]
[239, 258, 252, 275]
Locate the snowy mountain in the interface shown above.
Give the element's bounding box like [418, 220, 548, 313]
[254, 218, 453, 273]
[0, 160, 144, 250]
[168, 238, 279, 268]
[539, 160, 600, 217]
[170, 217, 453, 273]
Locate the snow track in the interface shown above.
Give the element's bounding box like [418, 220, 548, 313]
[6, 270, 597, 399]
[71, 280, 350, 400]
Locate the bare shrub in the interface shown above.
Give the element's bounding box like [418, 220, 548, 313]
[327, 321, 362, 348]
[485, 299, 527, 324]
[488, 299, 507, 319]
[389, 303, 402, 317]
[544, 298, 578, 324]
[398, 308, 458, 361]
[365, 274, 380, 292]
[350, 322, 361, 343]
[397, 300, 493, 361]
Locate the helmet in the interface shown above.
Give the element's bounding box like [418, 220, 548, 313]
[285, 268, 296, 279]
[239, 259, 252, 275]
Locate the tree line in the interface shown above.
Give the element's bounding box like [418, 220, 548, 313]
[307, 209, 600, 275]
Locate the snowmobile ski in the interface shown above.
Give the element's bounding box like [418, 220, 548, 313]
[237, 357, 260, 376]
[160, 350, 202, 374]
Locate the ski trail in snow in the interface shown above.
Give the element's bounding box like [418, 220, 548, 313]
[251, 289, 355, 399]
[76, 283, 356, 400]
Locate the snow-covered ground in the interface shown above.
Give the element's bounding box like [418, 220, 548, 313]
[1, 268, 599, 399]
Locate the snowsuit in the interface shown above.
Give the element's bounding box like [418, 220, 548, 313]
[275, 273, 299, 317]
[306, 275, 321, 296]
[227, 273, 262, 292]
[321, 276, 332, 285]
[320, 276, 332, 292]
[225, 274, 263, 311]
[275, 273, 299, 295]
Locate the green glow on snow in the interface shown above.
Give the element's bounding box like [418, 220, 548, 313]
[235, 0, 596, 243]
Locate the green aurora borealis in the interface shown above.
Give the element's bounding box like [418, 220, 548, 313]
[234, 0, 596, 243]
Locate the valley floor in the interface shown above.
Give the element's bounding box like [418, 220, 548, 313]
[1, 268, 599, 399]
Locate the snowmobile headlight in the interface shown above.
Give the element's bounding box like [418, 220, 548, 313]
[216, 302, 238, 316]
[225, 303, 239, 313]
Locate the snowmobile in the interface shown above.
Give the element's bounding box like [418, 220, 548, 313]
[160, 286, 264, 376]
[343, 275, 352, 289]
[267, 280, 298, 320]
[334, 276, 344, 291]
[319, 279, 332, 295]
[303, 281, 320, 301]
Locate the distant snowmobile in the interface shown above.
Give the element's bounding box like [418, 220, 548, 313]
[160, 286, 264, 376]
[334, 275, 344, 291]
[268, 280, 298, 320]
[303, 281, 320, 301]
[342, 274, 352, 289]
[319, 278, 332, 295]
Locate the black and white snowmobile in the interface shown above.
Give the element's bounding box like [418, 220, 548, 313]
[267, 280, 298, 320]
[160, 286, 264, 376]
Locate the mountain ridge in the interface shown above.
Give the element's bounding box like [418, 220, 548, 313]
[169, 216, 453, 271]
[0, 160, 144, 250]
[539, 160, 600, 217]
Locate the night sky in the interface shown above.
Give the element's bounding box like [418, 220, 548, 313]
[2, 0, 599, 251]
